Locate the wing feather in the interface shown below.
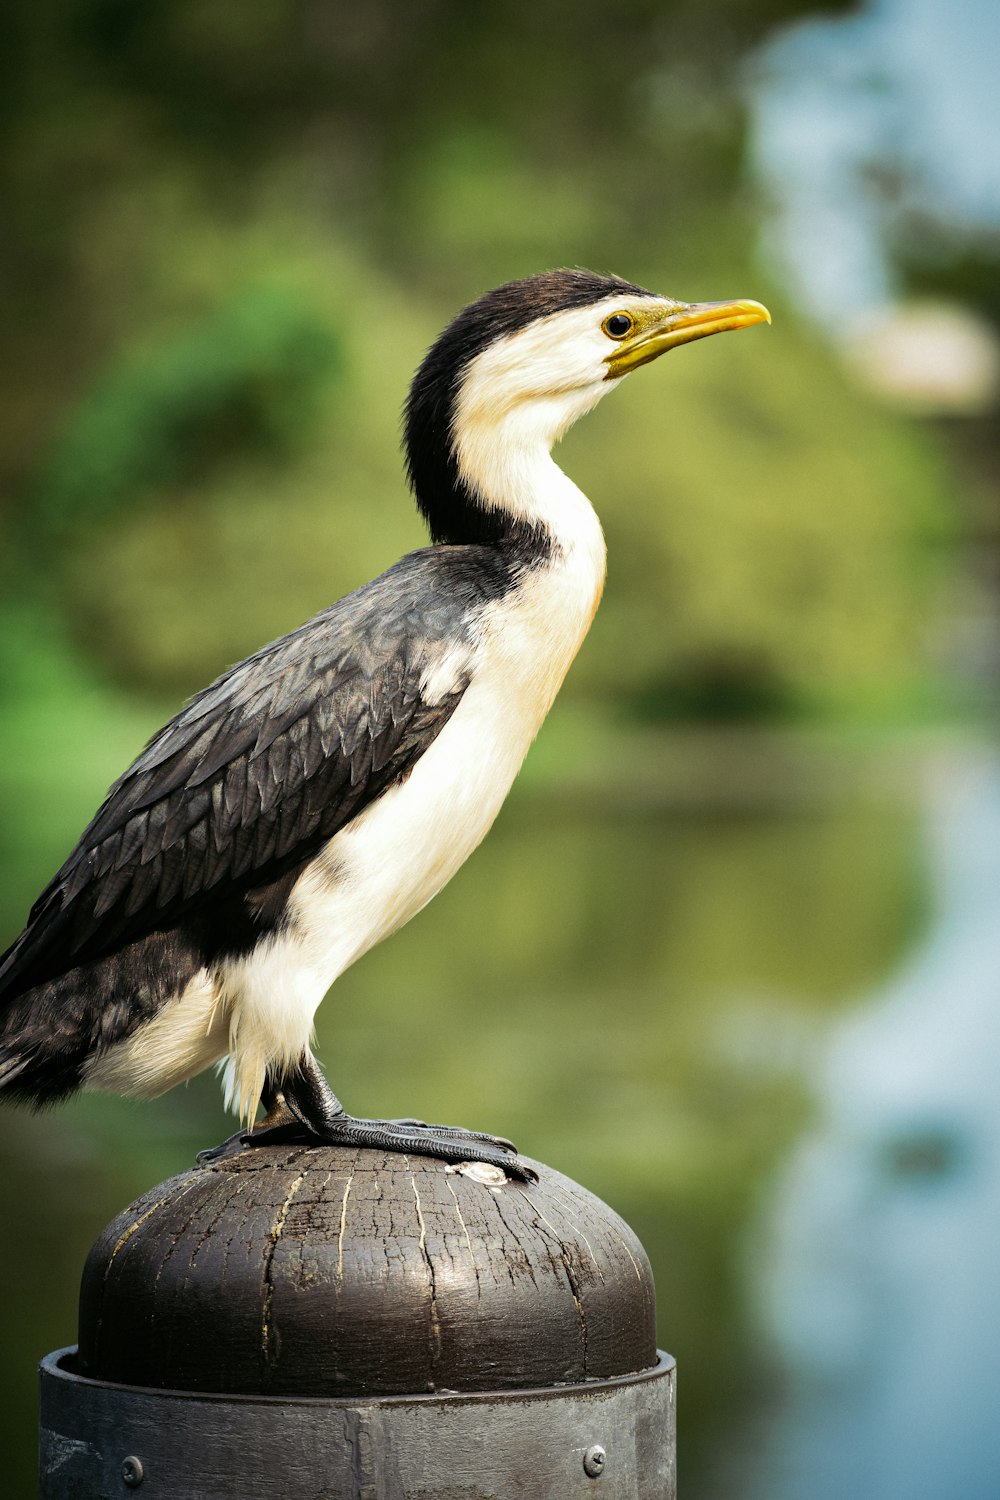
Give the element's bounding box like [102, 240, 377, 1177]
[0, 548, 484, 1001]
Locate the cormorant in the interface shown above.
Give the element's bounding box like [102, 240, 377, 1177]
[0, 270, 769, 1178]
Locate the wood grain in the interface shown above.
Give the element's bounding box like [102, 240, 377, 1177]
[77, 1145, 657, 1397]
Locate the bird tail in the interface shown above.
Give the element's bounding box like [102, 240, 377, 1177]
[0, 996, 85, 1108]
[0, 1046, 30, 1094]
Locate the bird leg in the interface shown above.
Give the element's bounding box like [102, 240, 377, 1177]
[195, 1073, 296, 1162]
[201, 1053, 533, 1180]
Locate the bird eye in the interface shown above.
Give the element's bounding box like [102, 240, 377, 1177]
[603, 312, 634, 339]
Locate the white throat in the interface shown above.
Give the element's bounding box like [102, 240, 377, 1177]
[450, 308, 620, 554]
[456, 417, 606, 560]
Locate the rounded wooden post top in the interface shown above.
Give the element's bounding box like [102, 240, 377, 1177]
[77, 1145, 657, 1397]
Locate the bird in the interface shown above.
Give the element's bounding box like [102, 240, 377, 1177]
[0, 269, 769, 1178]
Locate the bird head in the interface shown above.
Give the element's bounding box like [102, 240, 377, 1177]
[404, 269, 770, 547]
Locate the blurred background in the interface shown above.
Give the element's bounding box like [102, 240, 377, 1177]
[1, 0, 999, 1494]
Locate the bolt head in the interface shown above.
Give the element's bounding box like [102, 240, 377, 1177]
[583, 1443, 607, 1478]
[121, 1455, 144, 1487]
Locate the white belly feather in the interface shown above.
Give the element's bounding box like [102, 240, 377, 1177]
[221, 506, 606, 1119]
[86, 454, 607, 1119]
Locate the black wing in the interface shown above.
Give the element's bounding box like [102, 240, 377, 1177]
[0, 547, 491, 1001]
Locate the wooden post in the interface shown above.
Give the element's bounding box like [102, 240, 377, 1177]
[39, 1145, 676, 1497]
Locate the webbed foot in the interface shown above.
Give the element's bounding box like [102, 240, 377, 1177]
[198, 1057, 533, 1181]
[260, 1108, 532, 1179]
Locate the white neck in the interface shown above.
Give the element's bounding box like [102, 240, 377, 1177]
[459, 417, 605, 555]
[452, 338, 610, 558]
[453, 407, 608, 709]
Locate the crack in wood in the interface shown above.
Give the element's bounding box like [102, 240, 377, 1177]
[410, 1169, 442, 1376]
[517, 1186, 588, 1375]
[260, 1169, 305, 1376]
[492, 1192, 539, 1291]
[154, 1175, 243, 1373]
[611, 1224, 646, 1285]
[548, 1180, 605, 1285]
[106, 1176, 202, 1269]
[94, 1175, 205, 1363]
[444, 1176, 482, 1307]
[336, 1170, 354, 1287]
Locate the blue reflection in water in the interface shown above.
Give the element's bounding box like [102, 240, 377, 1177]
[748, 752, 1000, 1500]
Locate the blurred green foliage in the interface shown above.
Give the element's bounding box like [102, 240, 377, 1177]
[34, 287, 342, 536]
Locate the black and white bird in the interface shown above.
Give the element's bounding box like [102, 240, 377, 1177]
[0, 270, 769, 1176]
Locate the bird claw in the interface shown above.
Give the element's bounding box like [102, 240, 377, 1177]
[387, 1118, 518, 1154]
[319, 1115, 533, 1180]
[200, 1110, 532, 1181]
[196, 1128, 255, 1164]
[197, 1098, 303, 1161]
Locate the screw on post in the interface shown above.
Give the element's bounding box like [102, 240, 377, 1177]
[583, 1443, 607, 1477]
[121, 1454, 144, 1487]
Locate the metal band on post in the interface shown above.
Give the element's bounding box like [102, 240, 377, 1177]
[40, 1349, 676, 1497]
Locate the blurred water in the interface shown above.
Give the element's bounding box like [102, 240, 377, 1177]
[744, 749, 1000, 1500]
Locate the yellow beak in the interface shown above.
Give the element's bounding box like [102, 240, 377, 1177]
[604, 298, 771, 378]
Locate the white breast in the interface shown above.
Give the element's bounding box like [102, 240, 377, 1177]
[298, 473, 606, 977]
[216, 471, 605, 1119]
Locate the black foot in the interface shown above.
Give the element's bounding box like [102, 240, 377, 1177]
[388, 1117, 517, 1154]
[197, 1128, 250, 1163]
[198, 1115, 531, 1179]
[239, 1108, 532, 1181]
[197, 1058, 534, 1181]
